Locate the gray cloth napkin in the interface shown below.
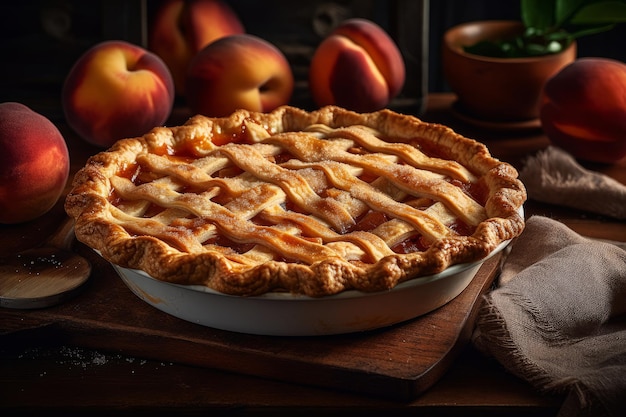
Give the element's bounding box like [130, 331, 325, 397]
[474, 216, 626, 417]
[519, 146, 626, 219]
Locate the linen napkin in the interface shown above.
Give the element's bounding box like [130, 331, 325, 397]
[473, 216, 626, 417]
[519, 146, 626, 219]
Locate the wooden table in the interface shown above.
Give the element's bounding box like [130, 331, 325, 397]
[1, 93, 625, 416]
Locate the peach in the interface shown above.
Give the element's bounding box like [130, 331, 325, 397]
[62, 40, 175, 148]
[0, 103, 70, 224]
[540, 58, 626, 163]
[185, 34, 294, 117]
[308, 18, 405, 112]
[149, 0, 245, 95]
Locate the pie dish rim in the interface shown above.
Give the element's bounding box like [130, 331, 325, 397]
[106, 227, 514, 335]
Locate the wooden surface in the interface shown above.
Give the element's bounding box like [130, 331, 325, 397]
[0, 246, 501, 402]
[2, 93, 625, 416]
[0, 217, 92, 309]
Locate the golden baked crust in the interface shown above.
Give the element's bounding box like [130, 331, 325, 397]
[65, 106, 526, 297]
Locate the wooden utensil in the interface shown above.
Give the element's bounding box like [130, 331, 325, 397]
[0, 216, 91, 309]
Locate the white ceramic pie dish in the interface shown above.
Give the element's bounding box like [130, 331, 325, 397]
[108, 235, 512, 336]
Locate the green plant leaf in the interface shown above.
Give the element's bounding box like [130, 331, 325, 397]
[521, 0, 556, 30]
[568, 23, 618, 38]
[555, 0, 587, 26]
[464, 0, 624, 58]
[570, 1, 626, 24]
[543, 30, 573, 41]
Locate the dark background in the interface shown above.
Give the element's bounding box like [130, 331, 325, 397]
[1, 0, 624, 119]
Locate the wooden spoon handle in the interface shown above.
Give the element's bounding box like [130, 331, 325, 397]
[45, 216, 76, 250]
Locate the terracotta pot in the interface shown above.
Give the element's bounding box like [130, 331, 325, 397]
[442, 20, 577, 122]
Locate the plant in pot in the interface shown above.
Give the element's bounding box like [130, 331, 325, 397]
[442, 0, 626, 125]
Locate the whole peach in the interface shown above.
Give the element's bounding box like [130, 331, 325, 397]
[62, 40, 175, 148]
[149, 0, 245, 94]
[309, 18, 405, 112]
[0, 103, 70, 224]
[186, 34, 294, 117]
[540, 58, 626, 163]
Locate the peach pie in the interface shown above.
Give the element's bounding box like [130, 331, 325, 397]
[65, 106, 526, 297]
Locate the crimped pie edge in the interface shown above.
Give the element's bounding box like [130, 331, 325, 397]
[65, 105, 526, 297]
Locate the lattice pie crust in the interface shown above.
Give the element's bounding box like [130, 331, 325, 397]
[65, 106, 526, 297]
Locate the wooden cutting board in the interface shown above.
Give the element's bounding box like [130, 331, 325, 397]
[0, 242, 500, 401]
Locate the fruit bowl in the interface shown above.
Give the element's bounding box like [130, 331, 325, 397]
[108, 233, 513, 336]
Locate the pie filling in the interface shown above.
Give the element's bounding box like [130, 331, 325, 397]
[66, 106, 526, 296]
